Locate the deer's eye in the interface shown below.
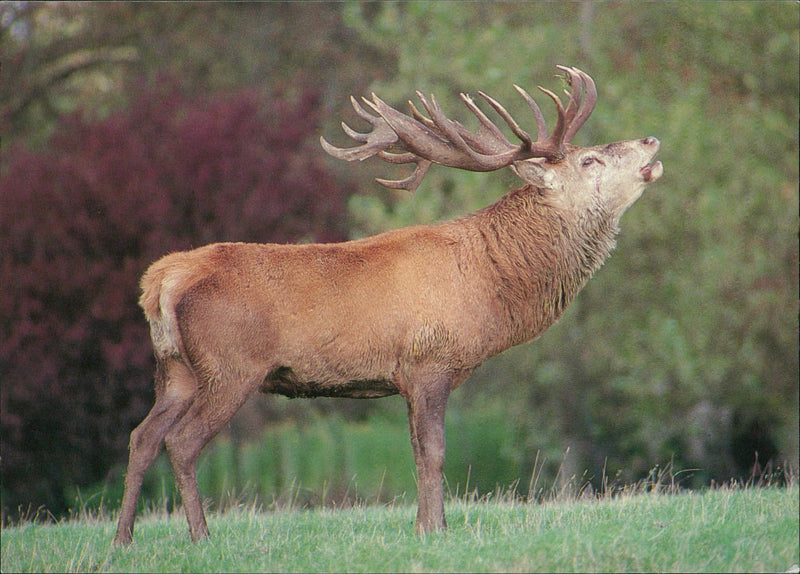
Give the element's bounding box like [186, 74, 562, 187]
[581, 156, 599, 167]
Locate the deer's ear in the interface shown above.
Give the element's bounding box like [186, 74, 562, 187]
[511, 158, 556, 189]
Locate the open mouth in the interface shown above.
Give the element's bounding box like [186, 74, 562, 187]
[640, 160, 664, 183]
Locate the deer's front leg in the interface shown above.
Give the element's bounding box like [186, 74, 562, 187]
[406, 374, 450, 534]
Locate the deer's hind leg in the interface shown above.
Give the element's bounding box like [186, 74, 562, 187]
[164, 372, 262, 542]
[114, 359, 197, 546]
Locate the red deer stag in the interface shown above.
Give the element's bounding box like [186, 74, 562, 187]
[113, 66, 662, 545]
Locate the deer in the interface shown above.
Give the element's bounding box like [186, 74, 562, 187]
[113, 66, 662, 545]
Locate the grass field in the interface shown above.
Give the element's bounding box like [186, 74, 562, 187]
[2, 484, 798, 573]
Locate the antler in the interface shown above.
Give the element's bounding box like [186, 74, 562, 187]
[320, 65, 597, 193]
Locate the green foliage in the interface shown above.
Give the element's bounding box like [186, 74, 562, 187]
[3, 486, 797, 573]
[340, 1, 799, 485]
[70, 408, 527, 516]
[2, 1, 798, 521]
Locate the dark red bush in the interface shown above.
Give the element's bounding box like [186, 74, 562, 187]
[0, 78, 349, 519]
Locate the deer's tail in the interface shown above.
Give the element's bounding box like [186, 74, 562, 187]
[139, 250, 214, 359]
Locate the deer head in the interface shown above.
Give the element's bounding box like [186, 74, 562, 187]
[321, 65, 663, 222]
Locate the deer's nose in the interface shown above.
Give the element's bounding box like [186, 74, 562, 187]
[642, 137, 659, 146]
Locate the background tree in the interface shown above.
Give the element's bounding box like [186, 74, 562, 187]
[0, 79, 349, 518]
[341, 1, 799, 486]
[1, 1, 797, 520]
[0, 2, 387, 149]
[1, 1, 388, 520]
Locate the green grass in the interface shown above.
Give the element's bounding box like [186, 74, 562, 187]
[2, 485, 797, 573]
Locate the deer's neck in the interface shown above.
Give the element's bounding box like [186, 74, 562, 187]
[461, 185, 619, 348]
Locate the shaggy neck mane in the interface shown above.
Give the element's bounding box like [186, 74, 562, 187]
[457, 184, 619, 347]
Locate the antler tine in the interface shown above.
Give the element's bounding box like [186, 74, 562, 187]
[459, 92, 516, 150]
[320, 95, 400, 162]
[535, 85, 568, 150]
[412, 91, 467, 145]
[558, 66, 585, 128]
[375, 157, 432, 192]
[475, 91, 533, 151]
[562, 67, 597, 144]
[376, 150, 419, 164]
[351, 95, 378, 121]
[408, 99, 440, 133]
[340, 120, 369, 143]
[513, 84, 548, 142]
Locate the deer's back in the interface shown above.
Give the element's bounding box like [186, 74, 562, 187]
[141, 226, 500, 397]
